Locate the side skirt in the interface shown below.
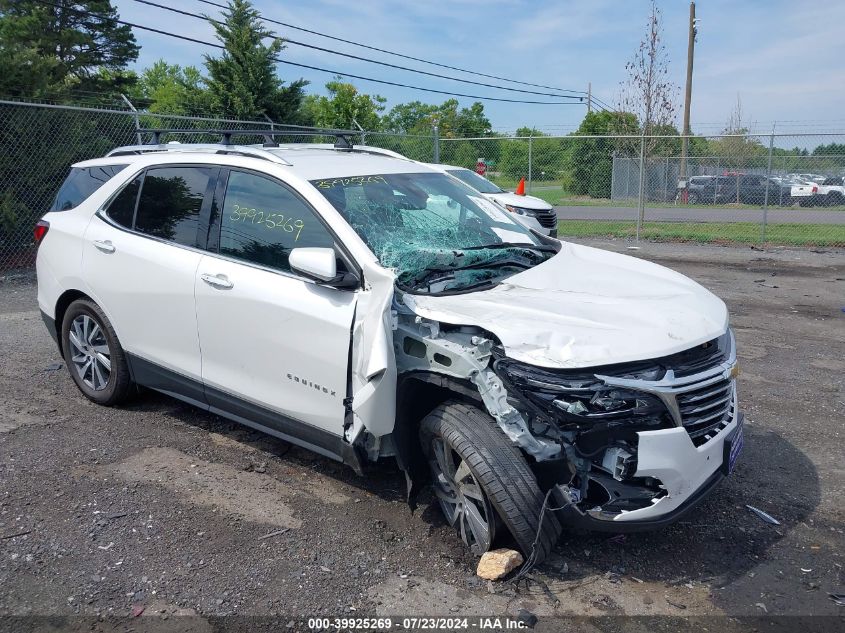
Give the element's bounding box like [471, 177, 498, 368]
[126, 353, 363, 472]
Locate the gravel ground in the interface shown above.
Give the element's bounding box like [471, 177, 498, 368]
[0, 239, 843, 629]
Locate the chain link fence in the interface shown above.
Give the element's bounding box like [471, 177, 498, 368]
[438, 132, 845, 247]
[2, 100, 844, 271]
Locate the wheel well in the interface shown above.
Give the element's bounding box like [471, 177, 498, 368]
[53, 289, 92, 355]
[391, 373, 483, 504]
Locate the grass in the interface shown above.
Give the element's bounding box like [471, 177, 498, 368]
[557, 220, 845, 247]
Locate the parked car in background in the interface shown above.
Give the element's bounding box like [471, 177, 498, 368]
[787, 179, 820, 207]
[425, 164, 558, 237]
[682, 175, 733, 204]
[814, 176, 845, 206]
[789, 173, 826, 185]
[719, 174, 819, 206]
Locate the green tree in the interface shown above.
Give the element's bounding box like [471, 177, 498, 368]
[710, 97, 766, 172]
[383, 101, 440, 134]
[301, 78, 385, 130]
[0, 0, 139, 99]
[812, 143, 845, 156]
[383, 99, 492, 137]
[568, 110, 638, 197]
[204, 0, 307, 122]
[129, 60, 214, 116]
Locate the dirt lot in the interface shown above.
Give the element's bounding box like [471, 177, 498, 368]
[1, 239, 843, 629]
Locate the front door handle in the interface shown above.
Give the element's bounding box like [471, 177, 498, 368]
[93, 239, 115, 254]
[200, 273, 234, 290]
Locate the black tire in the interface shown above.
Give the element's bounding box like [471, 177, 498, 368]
[61, 299, 132, 406]
[828, 192, 844, 207]
[420, 401, 561, 563]
[799, 198, 812, 208]
[687, 192, 700, 205]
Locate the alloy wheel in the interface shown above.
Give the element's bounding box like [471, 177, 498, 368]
[68, 314, 111, 391]
[428, 437, 495, 554]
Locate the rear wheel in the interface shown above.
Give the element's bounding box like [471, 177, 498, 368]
[420, 402, 561, 563]
[61, 299, 132, 406]
[687, 192, 700, 205]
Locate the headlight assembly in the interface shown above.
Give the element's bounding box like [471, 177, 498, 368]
[493, 359, 668, 428]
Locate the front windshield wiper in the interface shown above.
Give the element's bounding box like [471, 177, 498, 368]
[461, 242, 557, 254]
[402, 256, 535, 293]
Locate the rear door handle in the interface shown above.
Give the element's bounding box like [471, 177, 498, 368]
[200, 273, 234, 290]
[93, 239, 115, 254]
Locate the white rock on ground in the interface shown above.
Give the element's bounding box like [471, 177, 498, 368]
[476, 549, 524, 581]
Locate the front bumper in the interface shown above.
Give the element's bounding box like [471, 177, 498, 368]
[555, 411, 743, 531]
[511, 211, 558, 237]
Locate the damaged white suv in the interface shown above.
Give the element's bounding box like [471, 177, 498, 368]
[36, 133, 743, 563]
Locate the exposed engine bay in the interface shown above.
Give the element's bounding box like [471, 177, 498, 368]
[393, 303, 740, 525]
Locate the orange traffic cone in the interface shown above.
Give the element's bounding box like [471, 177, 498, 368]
[515, 177, 526, 195]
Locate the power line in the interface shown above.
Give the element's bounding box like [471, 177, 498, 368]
[591, 96, 615, 111]
[32, 0, 583, 106]
[189, 0, 588, 97]
[133, 0, 583, 100]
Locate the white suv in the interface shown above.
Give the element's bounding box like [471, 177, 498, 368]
[36, 134, 743, 563]
[423, 163, 558, 237]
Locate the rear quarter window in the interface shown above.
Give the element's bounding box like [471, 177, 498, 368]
[50, 165, 128, 211]
[134, 166, 215, 247]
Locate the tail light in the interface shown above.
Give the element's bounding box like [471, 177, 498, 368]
[812, 186, 818, 193]
[34, 220, 50, 245]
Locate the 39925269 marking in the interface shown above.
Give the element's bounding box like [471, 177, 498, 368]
[307, 617, 394, 630]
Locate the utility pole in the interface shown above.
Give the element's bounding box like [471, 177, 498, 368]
[587, 82, 592, 114]
[678, 1, 697, 203]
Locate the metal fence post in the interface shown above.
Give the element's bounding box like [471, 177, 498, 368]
[121, 94, 142, 145]
[527, 134, 533, 194]
[610, 151, 617, 201]
[352, 118, 366, 146]
[432, 124, 440, 163]
[636, 134, 646, 242]
[761, 126, 775, 243]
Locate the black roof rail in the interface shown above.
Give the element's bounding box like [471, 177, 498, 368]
[138, 128, 360, 150]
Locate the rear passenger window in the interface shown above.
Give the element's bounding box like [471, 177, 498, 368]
[218, 171, 335, 273]
[105, 175, 142, 228]
[135, 167, 213, 247]
[51, 165, 128, 211]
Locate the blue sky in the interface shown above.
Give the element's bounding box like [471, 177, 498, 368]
[112, 0, 845, 135]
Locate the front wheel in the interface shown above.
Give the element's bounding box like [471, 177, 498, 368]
[420, 402, 561, 563]
[61, 299, 133, 406]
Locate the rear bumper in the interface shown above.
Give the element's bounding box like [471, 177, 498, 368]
[41, 309, 60, 350]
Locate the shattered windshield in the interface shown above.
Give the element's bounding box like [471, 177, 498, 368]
[445, 168, 504, 194]
[311, 172, 556, 294]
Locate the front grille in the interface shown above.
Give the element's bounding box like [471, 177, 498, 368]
[677, 377, 735, 446]
[533, 209, 558, 228]
[593, 330, 738, 447]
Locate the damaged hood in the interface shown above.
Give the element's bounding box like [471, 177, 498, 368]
[403, 242, 729, 369]
[485, 191, 553, 211]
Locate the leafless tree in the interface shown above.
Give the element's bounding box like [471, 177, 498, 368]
[617, 1, 679, 148]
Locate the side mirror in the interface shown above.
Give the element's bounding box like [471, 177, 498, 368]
[289, 247, 337, 282]
[289, 247, 359, 289]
